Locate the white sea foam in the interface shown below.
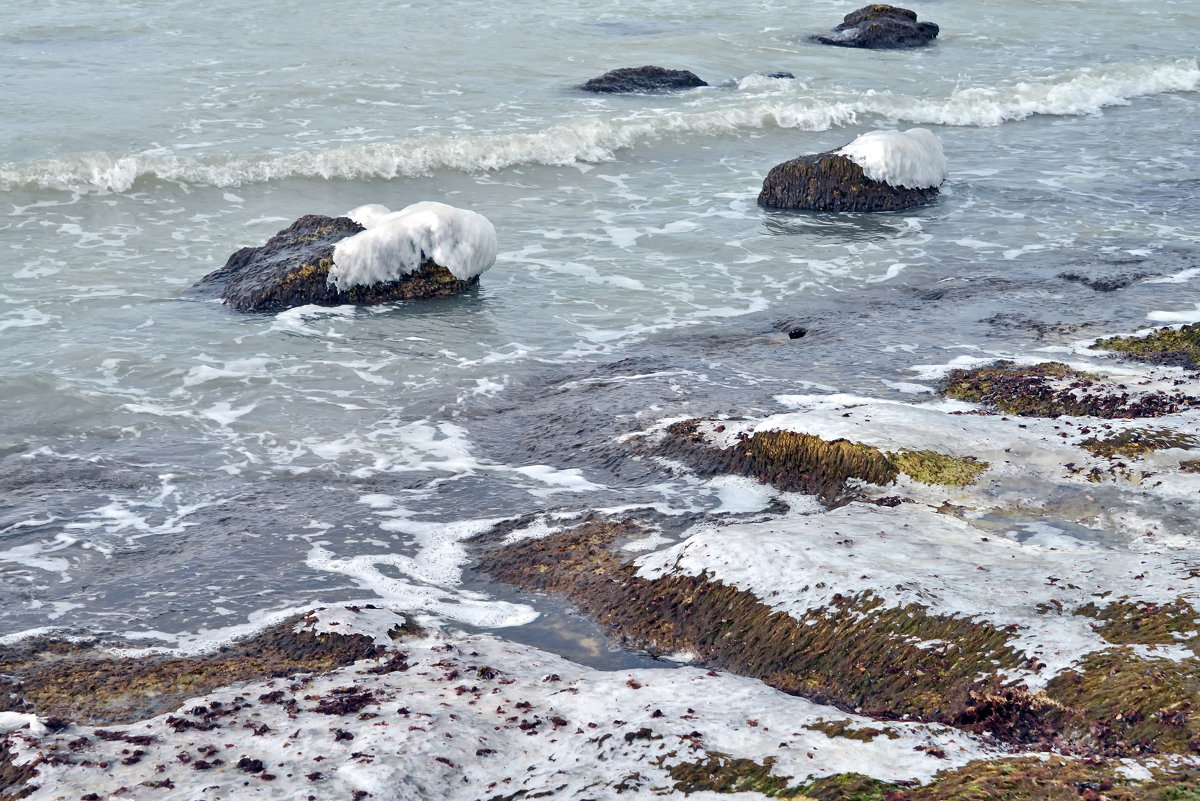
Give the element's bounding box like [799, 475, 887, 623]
[837, 128, 947, 189]
[3, 59, 1194, 192]
[329, 201, 497, 288]
[7, 627, 1001, 800]
[1148, 304, 1200, 323]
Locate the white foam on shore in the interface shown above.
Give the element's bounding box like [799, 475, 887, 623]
[5, 627, 1002, 800]
[3, 58, 1194, 191]
[329, 201, 497, 288]
[837, 128, 947, 189]
[1148, 303, 1200, 323]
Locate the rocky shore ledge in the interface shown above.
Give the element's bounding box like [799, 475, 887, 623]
[3, 324, 1199, 799]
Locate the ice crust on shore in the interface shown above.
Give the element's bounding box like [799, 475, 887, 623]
[4, 619, 1000, 801]
[329, 201, 497, 290]
[836, 128, 948, 189]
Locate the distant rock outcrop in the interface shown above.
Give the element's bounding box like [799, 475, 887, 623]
[581, 66, 708, 93]
[758, 128, 946, 212]
[814, 4, 939, 49]
[187, 205, 492, 312]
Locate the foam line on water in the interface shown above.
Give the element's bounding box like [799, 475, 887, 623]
[2, 59, 1195, 192]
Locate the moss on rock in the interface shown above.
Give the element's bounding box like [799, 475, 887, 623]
[1093, 324, 1200, 370]
[941, 361, 1200, 418]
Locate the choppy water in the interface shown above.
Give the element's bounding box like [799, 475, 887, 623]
[2, 0, 1198, 654]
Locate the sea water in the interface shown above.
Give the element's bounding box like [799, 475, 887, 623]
[1, 0, 1198, 653]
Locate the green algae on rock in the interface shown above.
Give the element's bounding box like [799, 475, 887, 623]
[940, 360, 1200, 418]
[659, 422, 987, 503]
[475, 517, 1045, 742]
[184, 214, 479, 312]
[803, 719, 901, 742]
[1074, 598, 1199, 648]
[888, 449, 989, 486]
[1093, 323, 1200, 370]
[0, 610, 418, 726]
[861, 755, 1200, 801]
[1043, 647, 1200, 755]
[666, 754, 806, 797]
[660, 421, 898, 502]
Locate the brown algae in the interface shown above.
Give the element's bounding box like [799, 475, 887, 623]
[0, 611, 419, 726]
[941, 360, 1200, 418]
[658, 423, 988, 502]
[1093, 323, 1200, 370]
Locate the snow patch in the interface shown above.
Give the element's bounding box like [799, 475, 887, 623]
[837, 128, 948, 189]
[329, 201, 497, 289]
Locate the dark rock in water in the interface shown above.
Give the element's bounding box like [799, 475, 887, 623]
[581, 65, 708, 94]
[814, 4, 939, 49]
[757, 151, 939, 212]
[185, 215, 477, 312]
[761, 71, 796, 80]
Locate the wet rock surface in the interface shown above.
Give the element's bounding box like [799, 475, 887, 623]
[814, 4, 940, 49]
[185, 215, 477, 312]
[580, 65, 708, 93]
[0, 610, 415, 726]
[940, 360, 1200, 418]
[758, 151, 940, 212]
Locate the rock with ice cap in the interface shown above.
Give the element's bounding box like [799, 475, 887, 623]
[580, 65, 708, 94]
[814, 4, 939, 49]
[758, 127, 947, 212]
[186, 202, 495, 312]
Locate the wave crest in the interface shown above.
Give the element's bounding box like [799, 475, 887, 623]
[2, 59, 1195, 193]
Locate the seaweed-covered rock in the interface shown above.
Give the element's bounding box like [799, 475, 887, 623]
[940, 360, 1200, 418]
[1093, 322, 1200, 370]
[187, 208, 487, 312]
[814, 4, 940, 49]
[581, 66, 708, 94]
[758, 139, 943, 213]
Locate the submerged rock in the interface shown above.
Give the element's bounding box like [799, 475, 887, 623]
[758, 128, 946, 212]
[187, 202, 495, 312]
[581, 65, 708, 93]
[814, 4, 940, 49]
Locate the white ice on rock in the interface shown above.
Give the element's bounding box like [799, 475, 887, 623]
[837, 127, 948, 189]
[5, 616, 1001, 801]
[329, 201, 497, 290]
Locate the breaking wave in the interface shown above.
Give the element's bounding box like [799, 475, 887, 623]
[3, 58, 1196, 193]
